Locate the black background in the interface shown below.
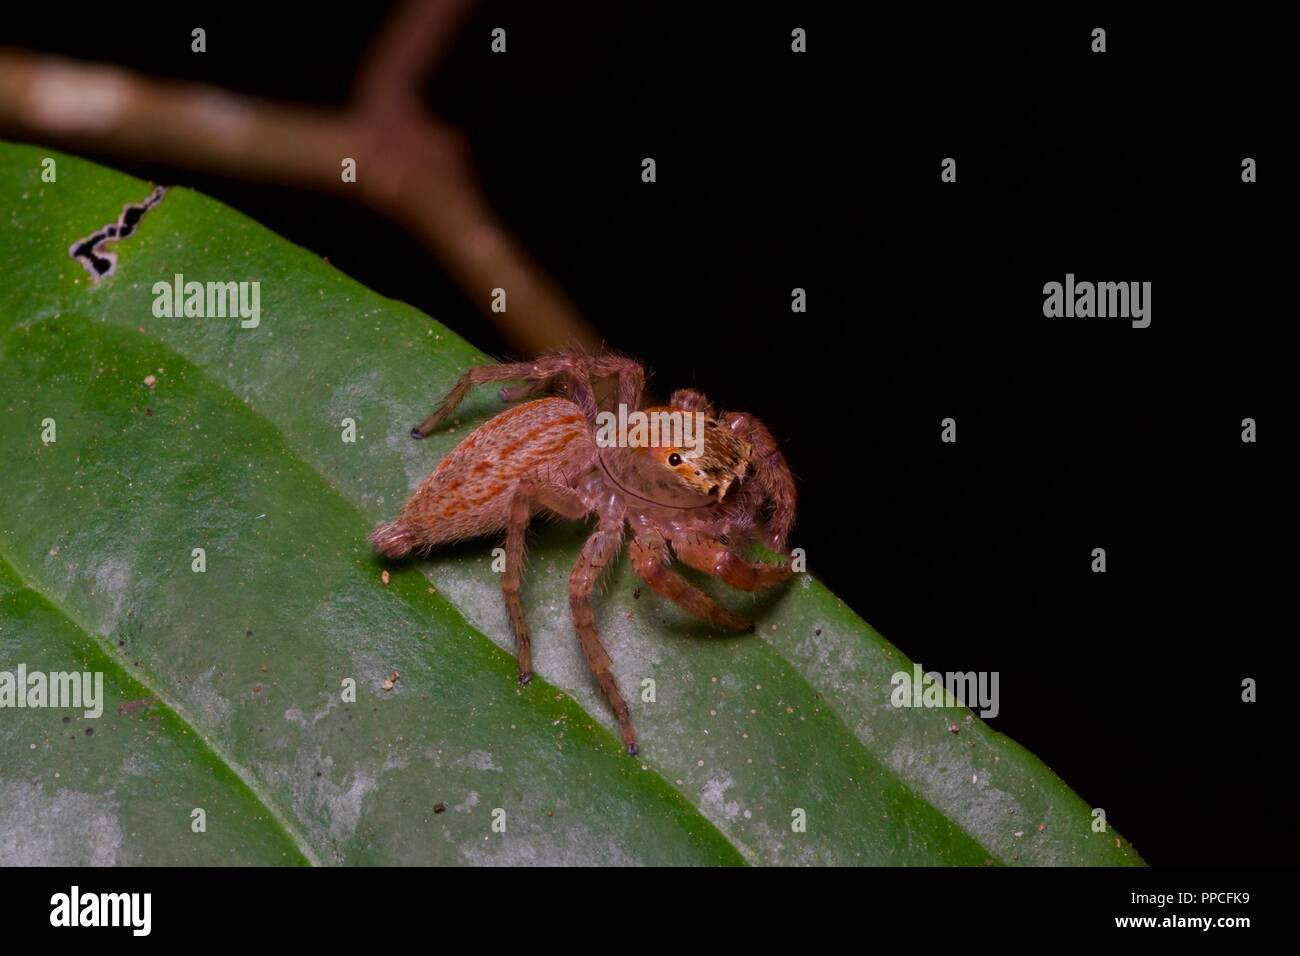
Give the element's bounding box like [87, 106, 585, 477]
[4, 2, 1288, 866]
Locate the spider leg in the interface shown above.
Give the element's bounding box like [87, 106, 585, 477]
[668, 388, 717, 417]
[502, 483, 534, 682]
[721, 411, 797, 552]
[499, 380, 548, 402]
[536, 352, 646, 420]
[503, 480, 589, 685]
[411, 361, 556, 438]
[412, 352, 644, 438]
[628, 534, 754, 631]
[670, 530, 792, 592]
[569, 512, 640, 755]
[583, 353, 646, 411]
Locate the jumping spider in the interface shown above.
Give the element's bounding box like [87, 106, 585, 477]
[371, 352, 797, 755]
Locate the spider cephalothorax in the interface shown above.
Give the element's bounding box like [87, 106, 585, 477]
[600, 409, 753, 507]
[371, 352, 797, 755]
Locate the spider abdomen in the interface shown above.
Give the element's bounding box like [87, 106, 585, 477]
[372, 397, 595, 557]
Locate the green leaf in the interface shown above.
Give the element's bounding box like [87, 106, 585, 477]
[0, 142, 1142, 865]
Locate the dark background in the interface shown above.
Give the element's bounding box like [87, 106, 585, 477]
[5, 2, 1287, 866]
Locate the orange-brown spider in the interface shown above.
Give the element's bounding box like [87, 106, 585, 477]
[371, 352, 796, 755]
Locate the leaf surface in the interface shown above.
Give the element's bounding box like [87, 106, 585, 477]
[0, 143, 1141, 865]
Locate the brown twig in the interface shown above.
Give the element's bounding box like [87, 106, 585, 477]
[0, 0, 598, 355]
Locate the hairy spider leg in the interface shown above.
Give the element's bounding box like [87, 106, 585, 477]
[568, 508, 641, 755]
[503, 479, 588, 684]
[628, 532, 753, 631]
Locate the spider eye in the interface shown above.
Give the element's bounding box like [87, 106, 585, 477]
[667, 453, 683, 467]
